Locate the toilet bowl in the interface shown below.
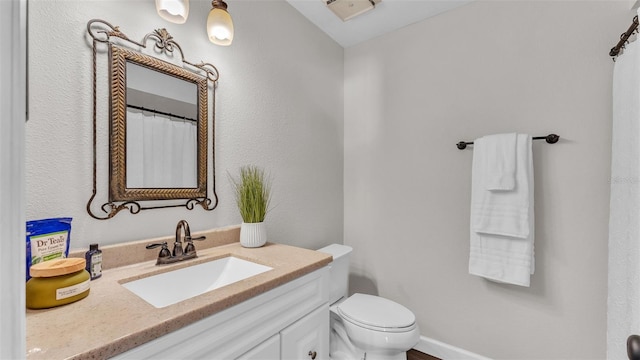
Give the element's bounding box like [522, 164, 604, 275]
[318, 244, 420, 360]
[331, 293, 420, 360]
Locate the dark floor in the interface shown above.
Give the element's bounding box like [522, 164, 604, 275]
[407, 349, 441, 360]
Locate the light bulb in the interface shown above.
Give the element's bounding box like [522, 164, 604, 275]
[207, 1, 234, 46]
[156, 0, 189, 24]
[211, 27, 230, 41]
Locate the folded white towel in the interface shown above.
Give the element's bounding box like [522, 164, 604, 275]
[469, 134, 535, 287]
[472, 134, 531, 239]
[478, 133, 517, 191]
[469, 233, 534, 286]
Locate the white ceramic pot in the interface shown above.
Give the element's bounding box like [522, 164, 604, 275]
[240, 222, 267, 248]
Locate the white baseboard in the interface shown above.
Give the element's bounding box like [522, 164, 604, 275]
[414, 336, 492, 360]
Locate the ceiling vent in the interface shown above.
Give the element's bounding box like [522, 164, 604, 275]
[325, 0, 381, 22]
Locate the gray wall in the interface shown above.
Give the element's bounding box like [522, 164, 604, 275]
[344, 1, 630, 358]
[26, 0, 344, 250]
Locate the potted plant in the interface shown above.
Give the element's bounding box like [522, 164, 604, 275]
[230, 165, 271, 248]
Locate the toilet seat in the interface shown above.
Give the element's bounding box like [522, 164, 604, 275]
[337, 293, 416, 333]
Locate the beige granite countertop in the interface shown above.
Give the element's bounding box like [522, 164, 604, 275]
[26, 230, 332, 360]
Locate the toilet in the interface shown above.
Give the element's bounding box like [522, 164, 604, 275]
[318, 244, 420, 360]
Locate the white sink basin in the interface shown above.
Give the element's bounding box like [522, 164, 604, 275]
[121, 256, 273, 308]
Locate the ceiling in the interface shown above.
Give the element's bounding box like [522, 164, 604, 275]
[286, 0, 472, 48]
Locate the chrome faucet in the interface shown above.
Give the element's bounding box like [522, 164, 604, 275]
[146, 220, 206, 265]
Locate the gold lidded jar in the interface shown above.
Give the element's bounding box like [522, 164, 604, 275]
[26, 258, 90, 309]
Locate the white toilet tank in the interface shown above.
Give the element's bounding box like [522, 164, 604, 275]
[317, 244, 352, 305]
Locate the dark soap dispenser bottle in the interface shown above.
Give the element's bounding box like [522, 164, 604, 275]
[85, 243, 102, 280]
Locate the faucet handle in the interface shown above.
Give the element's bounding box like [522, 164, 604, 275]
[146, 242, 171, 259]
[184, 236, 206, 256]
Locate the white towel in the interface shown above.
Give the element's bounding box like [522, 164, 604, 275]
[479, 133, 517, 191]
[472, 134, 531, 239]
[469, 134, 535, 287]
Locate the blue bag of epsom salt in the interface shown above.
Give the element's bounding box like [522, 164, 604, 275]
[26, 218, 72, 281]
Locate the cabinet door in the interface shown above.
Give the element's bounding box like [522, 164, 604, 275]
[281, 304, 329, 360]
[236, 334, 280, 360]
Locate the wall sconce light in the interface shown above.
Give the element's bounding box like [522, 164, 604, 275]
[155, 0, 190, 24]
[207, 0, 234, 46]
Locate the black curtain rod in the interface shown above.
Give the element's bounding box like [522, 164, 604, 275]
[126, 104, 197, 122]
[456, 134, 560, 150]
[610, 15, 639, 59]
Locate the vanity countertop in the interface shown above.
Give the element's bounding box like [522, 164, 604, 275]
[26, 240, 332, 359]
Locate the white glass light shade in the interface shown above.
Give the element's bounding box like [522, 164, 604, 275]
[207, 8, 234, 46]
[155, 0, 189, 24]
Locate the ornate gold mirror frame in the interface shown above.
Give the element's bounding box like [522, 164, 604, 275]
[86, 19, 219, 220]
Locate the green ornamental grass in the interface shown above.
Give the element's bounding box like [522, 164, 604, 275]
[230, 166, 271, 223]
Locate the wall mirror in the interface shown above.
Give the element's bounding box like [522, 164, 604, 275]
[125, 61, 199, 190]
[87, 19, 219, 219]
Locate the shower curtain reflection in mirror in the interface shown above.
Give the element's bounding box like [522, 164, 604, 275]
[123, 60, 200, 190]
[126, 109, 197, 189]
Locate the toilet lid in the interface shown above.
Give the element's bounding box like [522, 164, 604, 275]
[337, 293, 416, 329]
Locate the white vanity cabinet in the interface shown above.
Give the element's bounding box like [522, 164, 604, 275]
[236, 334, 281, 359]
[237, 304, 329, 360]
[281, 304, 329, 360]
[236, 304, 329, 360]
[113, 267, 329, 360]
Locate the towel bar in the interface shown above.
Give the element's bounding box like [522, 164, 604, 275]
[456, 134, 560, 150]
